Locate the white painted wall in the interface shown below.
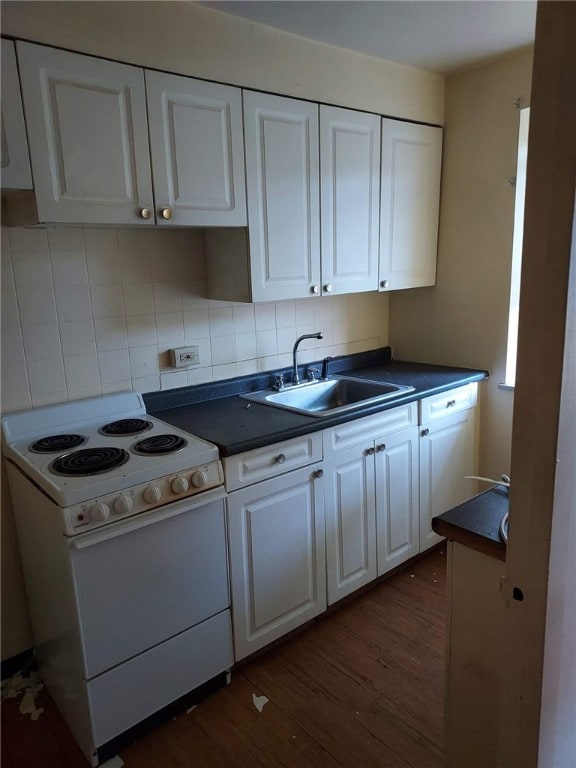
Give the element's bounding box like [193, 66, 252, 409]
[389, 48, 534, 480]
[1, 1, 444, 125]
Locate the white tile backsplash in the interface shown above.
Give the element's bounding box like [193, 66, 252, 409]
[0, 225, 389, 413]
[21, 323, 62, 361]
[55, 284, 92, 322]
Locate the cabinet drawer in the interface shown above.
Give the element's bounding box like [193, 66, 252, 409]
[88, 610, 233, 746]
[224, 432, 323, 491]
[323, 403, 417, 455]
[419, 383, 478, 425]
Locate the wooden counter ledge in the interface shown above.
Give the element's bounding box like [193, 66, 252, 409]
[432, 486, 508, 561]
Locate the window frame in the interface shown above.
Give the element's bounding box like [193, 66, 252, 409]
[503, 106, 530, 389]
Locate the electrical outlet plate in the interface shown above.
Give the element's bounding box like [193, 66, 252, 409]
[169, 346, 200, 368]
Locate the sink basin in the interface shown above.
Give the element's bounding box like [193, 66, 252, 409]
[241, 376, 415, 418]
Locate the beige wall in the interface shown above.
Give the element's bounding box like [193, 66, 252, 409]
[389, 48, 534, 480]
[1, 1, 444, 125]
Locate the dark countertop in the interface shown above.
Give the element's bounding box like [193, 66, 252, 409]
[145, 348, 488, 456]
[432, 487, 508, 561]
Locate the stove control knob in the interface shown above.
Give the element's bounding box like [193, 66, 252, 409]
[171, 476, 189, 495]
[191, 469, 209, 488]
[143, 485, 162, 504]
[113, 495, 133, 515]
[89, 502, 110, 522]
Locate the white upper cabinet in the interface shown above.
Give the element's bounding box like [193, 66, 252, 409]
[320, 106, 380, 295]
[243, 90, 321, 302]
[16, 41, 154, 226]
[379, 119, 442, 291]
[145, 71, 246, 227]
[1, 40, 33, 190]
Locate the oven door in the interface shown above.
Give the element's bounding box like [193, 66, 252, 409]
[69, 486, 229, 679]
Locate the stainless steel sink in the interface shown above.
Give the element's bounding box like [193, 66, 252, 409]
[241, 376, 414, 417]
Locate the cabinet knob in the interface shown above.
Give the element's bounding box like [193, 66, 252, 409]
[421, 428, 430, 437]
[323, 284, 333, 293]
[313, 469, 323, 479]
[139, 207, 152, 220]
[365, 447, 375, 456]
[447, 399, 456, 408]
[275, 453, 286, 464]
[376, 443, 386, 452]
[311, 285, 320, 294]
[160, 207, 173, 220]
[380, 280, 389, 289]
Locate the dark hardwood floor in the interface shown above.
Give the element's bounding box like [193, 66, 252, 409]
[1, 548, 446, 768]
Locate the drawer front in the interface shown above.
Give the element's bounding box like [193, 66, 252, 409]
[419, 383, 478, 425]
[323, 403, 417, 455]
[88, 609, 233, 746]
[224, 432, 322, 491]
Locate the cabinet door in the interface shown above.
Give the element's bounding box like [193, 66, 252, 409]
[16, 42, 154, 225]
[379, 119, 442, 291]
[324, 445, 377, 605]
[320, 106, 380, 295]
[1, 41, 33, 189]
[146, 71, 246, 227]
[375, 427, 420, 575]
[420, 409, 477, 551]
[227, 464, 325, 660]
[243, 91, 320, 302]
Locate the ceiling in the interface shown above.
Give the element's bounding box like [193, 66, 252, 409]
[200, 1, 536, 75]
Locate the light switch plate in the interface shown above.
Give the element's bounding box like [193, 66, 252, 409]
[169, 346, 200, 368]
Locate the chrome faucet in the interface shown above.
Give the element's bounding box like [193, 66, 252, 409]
[292, 332, 323, 385]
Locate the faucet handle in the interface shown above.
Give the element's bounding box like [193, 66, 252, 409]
[273, 373, 285, 390]
[307, 367, 320, 381]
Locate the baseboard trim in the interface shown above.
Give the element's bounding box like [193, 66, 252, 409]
[1, 647, 36, 680]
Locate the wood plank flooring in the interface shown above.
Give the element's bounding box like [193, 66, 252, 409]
[1, 548, 446, 768]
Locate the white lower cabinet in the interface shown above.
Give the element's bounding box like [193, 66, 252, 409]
[375, 426, 420, 575]
[227, 463, 326, 660]
[419, 386, 479, 551]
[226, 386, 479, 655]
[324, 445, 377, 605]
[323, 403, 420, 604]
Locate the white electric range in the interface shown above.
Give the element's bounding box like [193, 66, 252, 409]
[2, 392, 233, 766]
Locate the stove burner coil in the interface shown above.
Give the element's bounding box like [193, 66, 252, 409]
[50, 447, 130, 477]
[100, 418, 153, 436]
[30, 434, 87, 453]
[132, 434, 188, 456]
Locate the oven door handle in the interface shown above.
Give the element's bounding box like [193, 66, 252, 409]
[70, 486, 226, 549]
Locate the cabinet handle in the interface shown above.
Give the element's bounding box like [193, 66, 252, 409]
[310, 285, 320, 294]
[160, 207, 173, 221]
[313, 469, 324, 479]
[380, 280, 389, 289]
[275, 453, 286, 464]
[447, 399, 456, 408]
[376, 444, 386, 452]
[323, 284, 333, 293]
[139, 207, 152, 220]
[365, 447, 375, 456]
[421, 428, 430, 437]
